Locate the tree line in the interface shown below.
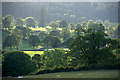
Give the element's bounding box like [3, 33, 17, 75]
[1, 15, 119, 51]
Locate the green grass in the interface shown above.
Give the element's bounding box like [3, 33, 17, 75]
[30, 27, 47, 32]
[24, 51, 44, 57]
[24, 70, 119, 78]
[24, 48, 69, 57]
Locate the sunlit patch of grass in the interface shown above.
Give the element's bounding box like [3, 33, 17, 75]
[45, 26, 52, 29]
[29, 27, 47, 32]
[57, 27, 62, 31]
[24, 48, 69, 57]
[45, 26, 52, 32]
[24, 51, 44, 57]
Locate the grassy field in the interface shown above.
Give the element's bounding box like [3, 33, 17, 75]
[24, 48, 69, 57]
[24, 70, 119, 78]
[24, 51, 44, 57]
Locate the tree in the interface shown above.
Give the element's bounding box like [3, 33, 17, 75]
[2, 51, 38, 77]
[62, 37, 74, 48]
[95, 20, 103, 24]
[81, 22, 87, 28]
[43, 35, 61, 50]
[11, 28, 23, 50]
[113, 24, 120, 38]
[68, 24, 118, 68]
[38, 31, 48, 41]
[2, 15, 14, 30]
[42, 49, 67, 69]
[5, 15, 14, 22]
[87, 20, 95, 28]
[16, 26, 32, 40]
[76, 23, 81, 29]
[28, 35, 40, 49]
[15, 18, 24, 26]
[60, 27, 71, 41]
[58, 20, 67, 28]
[3, 34, 17, 51]
[25, 17, 36, 28]
[43, 35, 53, 51]
[107, 25, 114, 38]
[2, 16, 14, 30]
[49, 31, 60, 38]
[2, 17, 11, 29]
[51, 36, 61, 48]
[104, 20, 111, 28]
[2, 29, 10, 43]
[68, 23, 75, 30]
[49, 21, 58, 30]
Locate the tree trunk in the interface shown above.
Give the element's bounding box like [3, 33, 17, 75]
[10, 46, 12, 51]
[47, 43, 48, 52]
[33, 46, 34, 50]
[17, 46, 18, 50]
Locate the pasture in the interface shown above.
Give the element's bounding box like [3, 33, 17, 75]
[24, 48, 69, 57]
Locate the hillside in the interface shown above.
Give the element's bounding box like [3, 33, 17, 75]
[2, 2, 118, 24]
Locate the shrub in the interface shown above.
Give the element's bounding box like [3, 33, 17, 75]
[41, 48, 67, 69]
[2, 51, 38, 77]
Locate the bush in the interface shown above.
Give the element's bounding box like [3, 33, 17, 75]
[2, 51, 38, 77]
[41, 48, 67, 69]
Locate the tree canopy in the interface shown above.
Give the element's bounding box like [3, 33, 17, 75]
[2, 15, 14, 30]
[15, 18, 24, 26]
[58, 20, 67, 28]
[60, 27, 71, 41]
[28, 35, 40, 49]
[11, 28, 23, 50]
[25, 17, 36, 28]
[43, 35, 61, 49]
[2, 51, 38, 77]
[3, 34, 18, 51]
[68, 24, 118, 67]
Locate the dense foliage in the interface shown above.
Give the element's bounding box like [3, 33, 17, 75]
[29, 35, 40, 49]
[3, 34, 18, 51]
[2, 51, 38, 77]
[41, 49, 67, 70]
[68, 25, 118, 68]
[32, 54, 41, 68]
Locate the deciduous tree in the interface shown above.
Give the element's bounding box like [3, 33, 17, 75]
[15, 18, 24, 26]
[3, 34, 17, 51]
[58, 20, 67, 28]
[11, 28, 23, 50]
[60, 27, 71, 41]
[68, 24, 118, 68]
[29, 35, 40, 49]
[25, 17, 36, 28]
